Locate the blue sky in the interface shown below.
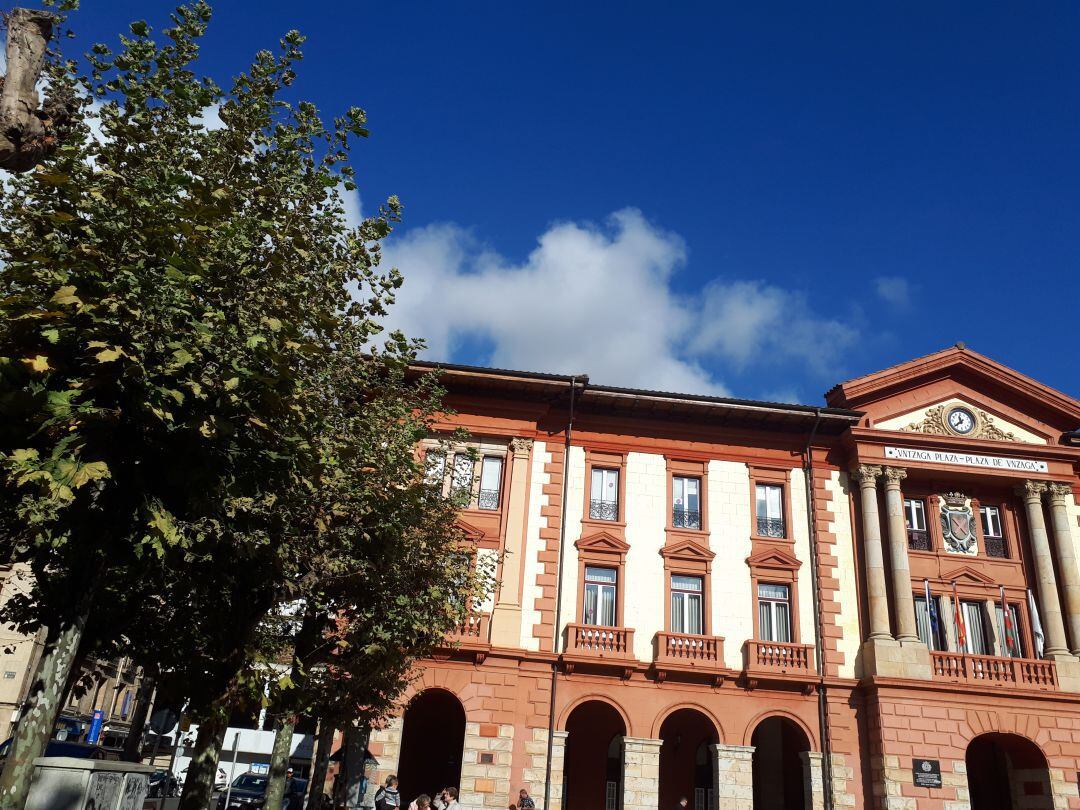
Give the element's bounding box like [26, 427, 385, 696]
[71, 2, 1080, 403]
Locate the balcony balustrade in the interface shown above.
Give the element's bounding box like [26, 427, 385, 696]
[565, 623, 635, 659]
[907, 529, 931, 551]
[984, 535, 1008, 558]
[672, 507, 701, 530]
[589, 499, 619, 521]
[931, 651, 1056, 690]
[477, 488, 500, 511]
[745, 639, 813, 675]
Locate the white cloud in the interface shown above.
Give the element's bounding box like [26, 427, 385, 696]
[874, 275, 912, 307]
[379, 208, 859, 397]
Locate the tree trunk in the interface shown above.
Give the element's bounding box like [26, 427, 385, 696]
[122, 674, 156, 762]
[0, 610, 87, 810]
[177, 712, 228, 810]
[306, 722, 335, 810]
[263, 715, 296, 810]
[342, 726, 367, 810]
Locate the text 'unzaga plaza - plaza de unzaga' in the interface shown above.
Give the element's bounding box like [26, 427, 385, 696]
[368, 344, 1080, 810]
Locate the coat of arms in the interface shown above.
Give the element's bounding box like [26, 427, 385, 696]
[940, 492, 976, 554]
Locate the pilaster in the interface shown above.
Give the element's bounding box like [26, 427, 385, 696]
[491, 438, 534, 647]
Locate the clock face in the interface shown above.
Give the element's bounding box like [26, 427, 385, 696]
[947, 407, 975, 435]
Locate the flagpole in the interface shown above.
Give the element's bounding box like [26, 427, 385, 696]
[952, 580, 966, 653]
[997, 585, 1009, 657]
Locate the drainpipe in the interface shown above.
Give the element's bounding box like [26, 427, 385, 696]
[803, 408, 834, 810]
[543, 374, 587, 810]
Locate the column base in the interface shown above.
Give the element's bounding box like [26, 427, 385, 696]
[858, 637, 932, 680]
[1051, 655, 1080, 693]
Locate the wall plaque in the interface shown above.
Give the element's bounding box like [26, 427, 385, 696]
[912, 758, 942, 789]
[885, 446, 1048, 474]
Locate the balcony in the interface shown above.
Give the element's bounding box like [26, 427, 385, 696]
[931, 651, 1056, 691]
[672, 507, 701, 530]
[439, 612, 491, 662]
[563, 623, 636, 676]
[984, 535, 1008, 559]
[744, 640, 814, 691]
[477, 488, 500, 511]
[653, 631, 729, 685]
[755, 516, 785, 539]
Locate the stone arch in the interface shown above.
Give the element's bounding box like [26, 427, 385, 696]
[742, 708, 817, 750]
[563, 699, 629, 810]
[404, 666, 487, 718]
[657, 707, 721, 810]
[750, 714, 814, 810]
[397, 688, 467, 801]
[965, 732, 1053, 810]
[557, 692, 634, 736]
[650, 701, 726, 742]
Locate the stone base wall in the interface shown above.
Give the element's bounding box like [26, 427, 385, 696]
[621, 737, 661, 810]
[368, 718, 403, 794]
[461, 722, 515, 810]
[710, 744, 754, 810]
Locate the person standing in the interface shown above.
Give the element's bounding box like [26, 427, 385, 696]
[516, 789, 535, 810]
[375, 776, 401, 810]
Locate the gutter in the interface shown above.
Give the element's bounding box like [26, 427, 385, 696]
[542, 374, 588, 810]
[803, 408, 835, 810]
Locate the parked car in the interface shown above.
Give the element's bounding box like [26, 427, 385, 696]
[147, 769, 182, 798]
[216, 772, 307, 810]
[0, 738, 121, 763]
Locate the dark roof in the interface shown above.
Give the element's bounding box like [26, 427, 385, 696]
[410, 359, 862, 435]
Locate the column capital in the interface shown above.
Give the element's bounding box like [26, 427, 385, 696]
[510, 437, 534, 457]
[1015, 480, 1048, 500]
[1047, 482, 1073, 501]
[851, 464, 883, 486]
[882, 466, 908, 487]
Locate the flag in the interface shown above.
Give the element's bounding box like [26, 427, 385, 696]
[1028, 588, 1044, 658]
[1001, 586, 1017, 657]
[952, 581, 966, 651]
[924, 579, 939, 647]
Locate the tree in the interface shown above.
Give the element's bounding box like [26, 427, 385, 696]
[0, 4, 484, 808]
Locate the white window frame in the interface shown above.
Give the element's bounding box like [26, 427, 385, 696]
[583, 566, 617, 627]
[960, 600, 989, 655]
[673, 475, 702, 528]
[757, 582, 792, 643]
[755, 483, 785, 537]
[590, 467, 620, 520]
[904, 498, 927, 531]
[980, 505, 1003, 538]
[670, 574, 704, 635]
[477, 455, 504, 510]
[914, 594, 946, 651]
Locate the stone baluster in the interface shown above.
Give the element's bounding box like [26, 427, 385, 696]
[1016, 481, 1070, 657]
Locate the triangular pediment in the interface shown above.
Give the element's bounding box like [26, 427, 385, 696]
[575, 530, 631, 554]
[940, 565, 997, 586]
[745, 548, 801, 571]
[660, 538, 715, 562]
[455, 519, 485, 542]
[826, 345, 1080, 441]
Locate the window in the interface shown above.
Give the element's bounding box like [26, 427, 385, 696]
[913, 595, 946, 650]
[981, 505, 1007, 558]
[477, 456, 504, 510]
[959, 601, 990, 655]
[670, 574, 704, 635]
[451, 454, 474, 497]
[590, 468, 620, 521]
[672, 475, 702, 529]
[905, 498, 930, 551]
[994, 603, 1024, 657]
[757, 583, 791, 642]
[424, 451, 446, 486]
[583, 566, 617, 626]
[755, 484, 785, 538]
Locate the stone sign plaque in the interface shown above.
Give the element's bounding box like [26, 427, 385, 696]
[912, 758, 942, 789]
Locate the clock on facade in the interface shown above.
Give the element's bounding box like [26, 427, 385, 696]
[946, 406, 976, 435]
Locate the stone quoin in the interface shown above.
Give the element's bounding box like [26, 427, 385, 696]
[365, 345, 1080, 810]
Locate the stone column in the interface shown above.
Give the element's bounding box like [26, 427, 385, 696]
[491, 437, 534, 647]
[621, 737, 661, 810]
[1046, 483, 1080, 656]
[799, 751, 825, 810]
[852, 465, 892, 640]
[1017, 481, 1070, 657]
[710, 744, 755, 810]
[882, 467, 919, 643]
[534, 729, 567, 810]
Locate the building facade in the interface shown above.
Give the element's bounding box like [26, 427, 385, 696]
[367, 345, 1080, 810]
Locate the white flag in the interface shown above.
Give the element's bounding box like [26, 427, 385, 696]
[1027, 588, 1044, 658]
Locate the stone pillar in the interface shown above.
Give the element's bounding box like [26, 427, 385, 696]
[1017, 481, 1070, 658]
[882, 467, 919, 643]
[491, 438, 534, 647]
[1045, 483, 1080, 656]
[852, 465, 891, 640]
[621, 737, 661, 810]
[460, 722, 514, 810]
[524, 728, 565, 810]
[800, 751, 825, 810]
[710, 744, 755, 810]
[368, 718, 403, 795]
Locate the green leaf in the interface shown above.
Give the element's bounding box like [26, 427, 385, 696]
[33, 172, 70, 187]
[51, 286, 81, 306]
[95, 347, 124, 362]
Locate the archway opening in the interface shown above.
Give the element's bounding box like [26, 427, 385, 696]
[564, 700, 626, 810]
[397, 689, 466, 802]
[659, 709, 718, 810]
[965, 733, 1051, 810]
[750, 716, 811, 810]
